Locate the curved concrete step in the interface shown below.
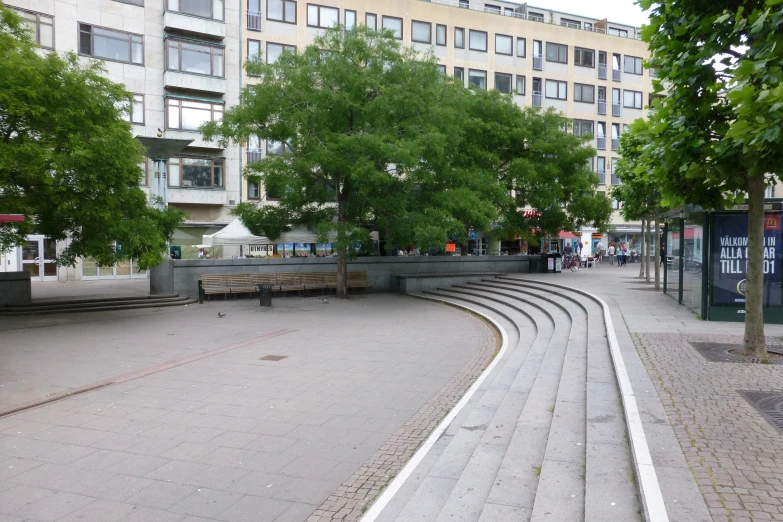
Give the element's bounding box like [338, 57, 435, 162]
[0, 295, 195, 315]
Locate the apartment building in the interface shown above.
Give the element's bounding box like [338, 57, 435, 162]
[241, 0, 655, 254]
[6, 0, 243, 278]
[3, 0, 652, 279]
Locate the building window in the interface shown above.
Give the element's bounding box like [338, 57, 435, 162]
[436, 24, 446, 46]
[573, 119, 593, 137]
[515, 75, 525, 95]
[624, 55, 643, 75]
[382, 16, 403, 39]
[248, 182, 260, 199]
[267, 140, 289, 155]
[545, 80, 567, 100]
[469, 30, 487, 52]
[623, 90, 643, 109]
[248, 0, 261, 29]
[484, 3, 501, 14]
[268, 0, 296, 24]
[495, 34, 512, 55]
[79, 24, 143, 65]
[545, 42, 567, 64]
[574, 47, 594, 68]
[612, 198, 620, 209]
[528, 11, 544, 22]
[560, 17, 581, 29]
[267, 42, 296, 63]
[495, 72, 512, 93]
[169, 157, 224, 189]
[345, 10, 356, 30]
[165, 98, 223, 131]
[307, 4, 338, 28]
[516, 37, 526, 57]
[120, 94, 145, 125]
[574, 83, 595, 103]
[166, 39, 224, 77]
[609, 27, 629, 37]
[437, 64, 446, 75]
[365, 13, 376, 30]
[411, 21, 431, 43]
[454, 67, 464, 83]
[468, 69, 487, 90]
[168, 0, 225, 21]
[455, 27, 465, 49]
[13, 8, 54, 49]
[248, 39, 261, 59]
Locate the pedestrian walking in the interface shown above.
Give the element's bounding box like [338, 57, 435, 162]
[660, 244, 666, 266]
[607, 243, 615, 265]
[617, 243, 625, 266]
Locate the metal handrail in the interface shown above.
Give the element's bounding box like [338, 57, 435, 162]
[417, 0, 641, 39]
[612, 68, 622, 82]
[598, 64, 607, 80]
[532, 91, 542, 107]
[598, 100, 607, 115]
[597, 170, 606, 185]
[247, 10, 261, 31]
[533, 55, 543, 71]
[612, 103, 621, 117]
[597, 137, 606, 150]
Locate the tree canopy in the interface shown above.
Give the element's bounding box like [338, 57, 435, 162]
[202, 26, 610, 296]
[0, 6, 183, 269]
[640, 0, 783, 356]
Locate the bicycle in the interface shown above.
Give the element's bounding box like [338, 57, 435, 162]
[563, 254, 581, 272]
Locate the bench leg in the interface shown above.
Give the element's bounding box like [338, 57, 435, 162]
[198, 281, 204, 304]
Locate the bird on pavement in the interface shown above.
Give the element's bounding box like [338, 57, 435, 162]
[321, 298, 329, 304]
[218, 312, 226, 318]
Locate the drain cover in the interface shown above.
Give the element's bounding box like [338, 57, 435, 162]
[689, 342, 783, 364]
[739, 391, 783, 434]
[260, 355, 288, 361]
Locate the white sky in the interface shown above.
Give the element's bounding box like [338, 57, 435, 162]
[527, 0, 649, 28]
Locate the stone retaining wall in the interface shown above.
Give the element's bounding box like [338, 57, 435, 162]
[151, 256, 540, 297]
[0, 271, 31, 306]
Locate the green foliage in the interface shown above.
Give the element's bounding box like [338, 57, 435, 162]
[612, 119, 666, 221]
[0, 6, 183, 269]
[201, 26, 609, 267]
[641, 0, 783, 208]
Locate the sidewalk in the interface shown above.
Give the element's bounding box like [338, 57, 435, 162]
[547, 262, 783, 522]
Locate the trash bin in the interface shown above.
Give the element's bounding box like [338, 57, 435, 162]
[257, 284, 272, 307]
[544, 253, 561, 274]
[552, 253, 562, 273]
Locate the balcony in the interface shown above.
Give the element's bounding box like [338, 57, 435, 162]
[532, 92, 542, 107]
[598, 65, 607, 80]
[598, 100, 607, 115]
[597, 137, 606, 150]
[612, 103, 621, 117]
[247, 150, 263, 163]
[247, 10, 261, 31]
[612, 68, 622, 82]
[597, 170, 606, 185]
[533, 55, 543, 71]
[163, 10, 225, 39]
[168, 187, 227, 205]
[164, 71, 226, 95]
[611, 139, 619, 151]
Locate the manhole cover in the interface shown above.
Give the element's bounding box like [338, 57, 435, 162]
[260, 355, 288, 361]
[689, 342, 783, 364]
[739, 391, 783, 434]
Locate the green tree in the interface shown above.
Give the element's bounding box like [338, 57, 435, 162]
[0, 6, 183, 269]
[613, 119, 667, 289]
[641, 0, 783, 357]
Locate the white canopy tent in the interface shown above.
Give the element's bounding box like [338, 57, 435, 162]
[201, 218, 379, 247]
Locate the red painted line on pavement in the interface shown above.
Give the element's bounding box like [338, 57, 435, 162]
[0, 329, 295, 418]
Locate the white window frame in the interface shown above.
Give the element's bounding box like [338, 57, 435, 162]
[307, 4, 339, 29]
[495, 34, 512, 55]
[545, 79, 567, 100]
[469, 30, 488, 52]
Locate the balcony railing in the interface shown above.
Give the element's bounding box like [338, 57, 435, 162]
[597, 137, 606, 150]
[416, 0, 641, 39]
[612, 103, 621, 117]
[598, 64, 607, 80]
[247, 10, 261, 30]
[532, 91, 542, 107]
[611, 138, 619, 151]
[612, 68, 622, 82]
[598, 100, 607, 115]
[612, 174, 621, 185]
[533, 55, 543, 71]
[166, 0, 224, 21]
[597, 170, 606, 185]
[247, 150, 263, 162]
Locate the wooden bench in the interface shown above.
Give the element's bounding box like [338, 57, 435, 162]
[198, 271, 370, 302]
[200, 274, 230, 300]
[347, 271, 371, 289]
[277, 273, 304, 294]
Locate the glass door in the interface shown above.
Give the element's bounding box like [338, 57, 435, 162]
[21, 236, 58, 281]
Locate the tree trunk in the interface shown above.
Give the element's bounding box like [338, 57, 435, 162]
[639, 217, 646, 278]
[654, 216, 661, 291]
[645, 217, 652, 283]
[744, 175, 767, 358]
[336, 201, 348, 299]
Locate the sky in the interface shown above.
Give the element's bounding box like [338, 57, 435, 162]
[525, 0, 649, 28]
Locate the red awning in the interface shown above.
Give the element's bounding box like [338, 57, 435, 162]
[0, 214, 25, 223]
[558, 231, 580, 239]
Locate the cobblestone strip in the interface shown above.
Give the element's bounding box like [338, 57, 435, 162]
[306, 311, 499, 522]
[633, 332, 783, 522]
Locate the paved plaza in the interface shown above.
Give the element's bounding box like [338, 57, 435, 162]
[4, 264, 783, 521]
[0, 293, 496, 522]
